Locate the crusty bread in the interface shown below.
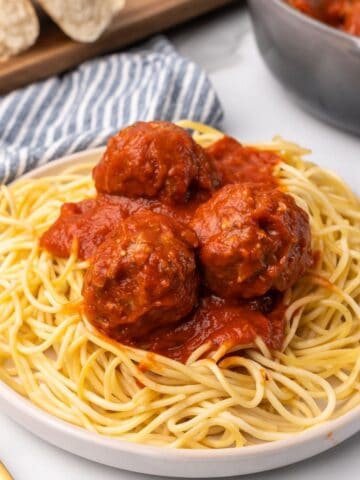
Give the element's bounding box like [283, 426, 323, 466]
[0, 0, 39, 61]
[37, 0, 126, 43]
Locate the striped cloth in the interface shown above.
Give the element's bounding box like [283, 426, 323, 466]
[0, 36, 223, 184]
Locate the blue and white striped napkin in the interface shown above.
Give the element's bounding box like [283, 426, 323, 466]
[0, 36, 223, 184]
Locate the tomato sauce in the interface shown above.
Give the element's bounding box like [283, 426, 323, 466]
[207, 136, 280, 188]
[40, 193, 209, 260]
[286, 0, 360, 37]
[40, 136, 279, 260]
[40, 195, 130, 259]
[139, 294, 285, 363]
[41, 132, 289, 362]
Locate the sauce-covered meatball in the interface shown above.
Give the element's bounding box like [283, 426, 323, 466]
[93, 121, 218, 205]
[82, 211, 199, 341]
[191, 184, 312, 298]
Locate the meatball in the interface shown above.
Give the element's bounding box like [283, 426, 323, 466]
[82, 211, 199, 341]
[191, 184, 312, 298]
[93, 121, 218, 205]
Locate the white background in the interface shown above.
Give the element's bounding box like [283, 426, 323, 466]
[1, 4, 359, 479]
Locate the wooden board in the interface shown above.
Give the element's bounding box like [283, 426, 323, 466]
[0, 0, 234, 94]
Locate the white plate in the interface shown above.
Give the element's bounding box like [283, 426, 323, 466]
[1, 149, 360, 478]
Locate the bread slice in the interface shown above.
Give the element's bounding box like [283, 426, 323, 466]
[37, 0, 126, 43]
[0, 0, 39, 61]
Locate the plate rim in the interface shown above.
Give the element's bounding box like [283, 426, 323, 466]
[1, 374, 360, 459]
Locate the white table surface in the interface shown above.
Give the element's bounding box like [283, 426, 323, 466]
[0, 4, 359, 479]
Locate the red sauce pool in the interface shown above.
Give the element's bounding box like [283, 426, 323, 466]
[138, 294, 285, 363]
[207, 136, 280, 188]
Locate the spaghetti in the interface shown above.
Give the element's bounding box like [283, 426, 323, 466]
[0, 122, 359, 448]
